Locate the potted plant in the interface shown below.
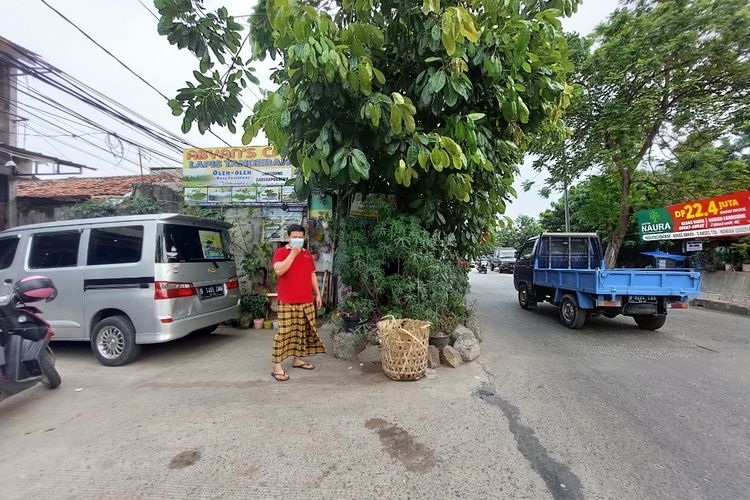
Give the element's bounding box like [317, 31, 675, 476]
[240, 293, 268, 329]
[341, 300, 361, 332]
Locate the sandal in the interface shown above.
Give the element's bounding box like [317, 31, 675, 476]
[271, 371, 289, 382]
[292, 362, 315, 370]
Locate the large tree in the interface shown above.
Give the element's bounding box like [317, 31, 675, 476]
[158, 0, 582, 254]
[532, 0, 750, 267]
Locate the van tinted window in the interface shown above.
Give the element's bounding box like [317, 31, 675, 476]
[0, 237, 19, 270]
[88, 226, 144, 265]
[160, 224, 231, 263]
[29, 232, 80, 269]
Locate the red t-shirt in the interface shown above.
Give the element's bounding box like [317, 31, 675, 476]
[272, 246, 316, 304]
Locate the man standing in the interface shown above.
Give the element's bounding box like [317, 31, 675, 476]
[270, 224, 325, 381]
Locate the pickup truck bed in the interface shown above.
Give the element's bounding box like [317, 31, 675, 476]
[533, 268, 701, 298]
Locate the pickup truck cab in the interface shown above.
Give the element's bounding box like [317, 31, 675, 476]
[513, 233, 701, 330]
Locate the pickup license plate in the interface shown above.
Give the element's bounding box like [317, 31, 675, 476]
[630, 295, 657, 304]
[199, 284, 224, 299]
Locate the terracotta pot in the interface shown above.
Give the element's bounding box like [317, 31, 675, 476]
[253, 318, 264, 329]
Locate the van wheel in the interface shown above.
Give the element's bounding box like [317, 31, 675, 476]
[91, 316, 141, 366]
[634, 314, 667, 330]
[559, 294, 586, 329]
[518, 283, 536, 310]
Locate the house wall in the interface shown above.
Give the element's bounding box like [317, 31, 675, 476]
[16, 197, 76, 226]
[133, 182, 182, 212]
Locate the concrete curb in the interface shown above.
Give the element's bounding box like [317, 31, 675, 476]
[690, 298, 750, 317]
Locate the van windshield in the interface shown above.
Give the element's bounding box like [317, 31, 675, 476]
[498, 250, 515, 258]
[159, 224, 232, 263]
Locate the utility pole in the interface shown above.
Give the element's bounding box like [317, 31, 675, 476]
[137, 148, 144, 182]
[563, 178, 570, 232]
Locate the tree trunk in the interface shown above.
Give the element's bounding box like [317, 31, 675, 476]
[604, 167, 632, 269]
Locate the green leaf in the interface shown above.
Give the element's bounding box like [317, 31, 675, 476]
[430, 146, 443, 171]
[403, 114, 416, 133]
[517, 96, 529, 123]
[391, 92, 405, 105]
[424, 56, 442, 63]
[371, 104, 381, 127]
[199, 54, 211, 73]
[467, 113, 485, 122]
[522, 62, 532, 73]
[418, 149, 429, 170]
[350, 149, 370, 179]
[428, 70, 447, 94]
[168, 99, 183, 116]
[441, 32, 456, 56]
[390, 105, 403, 134]
[373, 68, 386, 85]
[407, 145, 419, 167]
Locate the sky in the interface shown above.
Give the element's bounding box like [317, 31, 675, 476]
[1, 0, 620, 213]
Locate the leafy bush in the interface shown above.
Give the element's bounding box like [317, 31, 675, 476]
[336, 205, 469, 334]
[240, 293, 268, 319]
[67, 196, 166, 220]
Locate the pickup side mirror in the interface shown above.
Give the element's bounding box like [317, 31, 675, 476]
[514, 251, 520, 259]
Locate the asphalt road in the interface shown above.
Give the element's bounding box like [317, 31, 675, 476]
[1, 271, 748, 499]
[473, 271, 750, 500]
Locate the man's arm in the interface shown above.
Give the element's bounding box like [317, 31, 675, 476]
[273, 247, 301, 276]
[311, 272, 322, 308]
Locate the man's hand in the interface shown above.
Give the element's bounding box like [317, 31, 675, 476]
[315, 295, 323, 309]
[290, 245, 302, 257]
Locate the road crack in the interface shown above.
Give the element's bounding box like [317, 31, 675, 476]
[475, 381, 584, 500]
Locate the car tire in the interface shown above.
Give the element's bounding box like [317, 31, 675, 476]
[518, 283, 536, 310]
[91, 316, 141, 366]
[559, 294, 586, 329]
[192, 324, 219, 336]
[634, 314, 667, 330]
[40, 348, 61, 389]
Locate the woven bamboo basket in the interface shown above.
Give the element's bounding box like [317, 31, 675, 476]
[377, 317, 431, 381]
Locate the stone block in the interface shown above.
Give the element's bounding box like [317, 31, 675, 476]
[427, 345, 441, 369]
[441, 345, 463, 368]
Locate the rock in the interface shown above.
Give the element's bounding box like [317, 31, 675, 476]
[454, 332, 480, 362]
[427, 345, 441, 369]
[357, 345, 382, 364]
[466, 310, 483, 342]
[451, 325, 474, 343]
[441, 346, 464, 368]
[424, 368, 437, 379]
[332, 329, 366, 360]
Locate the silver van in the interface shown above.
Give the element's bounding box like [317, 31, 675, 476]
[0, 214, 240, 366]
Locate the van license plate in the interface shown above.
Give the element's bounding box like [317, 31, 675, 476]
[630, 295, 657, 303]
[199, 284, 224, 299]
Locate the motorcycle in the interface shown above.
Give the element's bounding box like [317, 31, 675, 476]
[478, 258, 488, 274]
[0, 276, 61, 403]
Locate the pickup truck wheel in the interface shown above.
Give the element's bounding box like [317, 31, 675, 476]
[518, 283, 536, 310]
[634, 314, 667, 330]
[559, 294, 586, 329]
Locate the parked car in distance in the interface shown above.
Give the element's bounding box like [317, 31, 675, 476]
[0, 214, 241, 366]
[492, 247, 517, 273]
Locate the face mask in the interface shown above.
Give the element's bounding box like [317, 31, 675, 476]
[290, 238, 305, 248]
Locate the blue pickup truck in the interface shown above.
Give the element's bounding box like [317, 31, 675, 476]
[513, 233, 701, 330]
